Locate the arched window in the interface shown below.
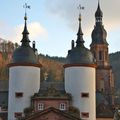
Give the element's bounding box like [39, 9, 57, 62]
[38, 103, 44, 111]
[59, 103, 66, 111]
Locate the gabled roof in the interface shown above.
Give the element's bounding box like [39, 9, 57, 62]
[22, 107, 81, 120]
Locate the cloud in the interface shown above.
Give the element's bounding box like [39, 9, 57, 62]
[0, 21, 47, 44]
[44, 0, 120, 34]
[11, 22, 47, 44]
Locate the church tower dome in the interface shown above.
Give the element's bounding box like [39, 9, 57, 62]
[64, 11, 96, 120]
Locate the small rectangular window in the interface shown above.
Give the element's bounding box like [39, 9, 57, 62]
[81, 112, 89, 118]
[15, 92, 23, 98]
[59, 103, 66, 111]
[38, 103, 44, 111]
[14, 112, 22, 118]
[81, 93, 89, 98]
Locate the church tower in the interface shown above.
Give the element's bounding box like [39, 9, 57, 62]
[90, 1, 114, 105]
[8, 14, 42, 120]
[64, 13, 96, 120]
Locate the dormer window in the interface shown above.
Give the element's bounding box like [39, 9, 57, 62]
[59, 103, 66, 111]
[38, 103, 44, 111]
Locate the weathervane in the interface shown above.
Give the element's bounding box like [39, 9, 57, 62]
[77, 4, 84, 16]
[23, 1, 31, 20]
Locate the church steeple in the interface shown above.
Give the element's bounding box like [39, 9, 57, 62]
[90, 1, 109, 65]
[76, 14, 85, 47]
[95, 0, 103, 23]
[21, 13, 30, 46]
[91, 1, 108, 46]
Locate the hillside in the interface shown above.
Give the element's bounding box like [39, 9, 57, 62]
[109, 52, 120, 97]
[39, 54, 64, 81]
[0, 39, 120, 99]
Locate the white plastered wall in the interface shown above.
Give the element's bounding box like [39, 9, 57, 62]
[65, 66, 96, 120]
[8, 66, 40, 120]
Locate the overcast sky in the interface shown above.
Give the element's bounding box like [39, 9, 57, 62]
[0, 0, 120, 57]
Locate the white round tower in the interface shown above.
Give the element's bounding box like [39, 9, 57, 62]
[64, 15, 96, 120]
[8, 15, 42, 120]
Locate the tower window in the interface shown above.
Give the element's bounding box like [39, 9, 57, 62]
[15, 92, 23, 98]
[99, 51, 103, 60]
[38, 103, 44, 111]
[81, 112, 89, 118]
[81, 93, 89, 98]
[59, 103, 66, 111]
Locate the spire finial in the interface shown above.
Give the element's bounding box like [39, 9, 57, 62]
[76, 4, 85, 47]
[95, 0, 103, 23]
[98, 0, 100, 4]
[21, 2, 31, 46]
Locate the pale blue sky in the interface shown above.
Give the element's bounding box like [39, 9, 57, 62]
[0, 0, 120, 57]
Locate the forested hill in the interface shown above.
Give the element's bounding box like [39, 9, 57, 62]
[0, 38, 120, 95]
[39, 52, 120, 94]
[110, 52, 120, 92]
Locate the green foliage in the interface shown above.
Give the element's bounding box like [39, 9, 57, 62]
[68, 106, 80, 118]
[24, 107, 33, 117]
[38, 54, 64, 81]
[109, 52, 120, 103]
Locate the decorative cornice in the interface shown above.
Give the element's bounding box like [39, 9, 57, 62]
[8, 63, 42, 68]
[32, 97, 70, 100]
[63, 64, 96, 68]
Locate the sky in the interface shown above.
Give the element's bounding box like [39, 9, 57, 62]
[0, 0, 120, 57]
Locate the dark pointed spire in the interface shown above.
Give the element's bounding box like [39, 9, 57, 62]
[95, 0, 103, 23]
[76, 14, 85, 47]
[21, 13, 30, 46]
